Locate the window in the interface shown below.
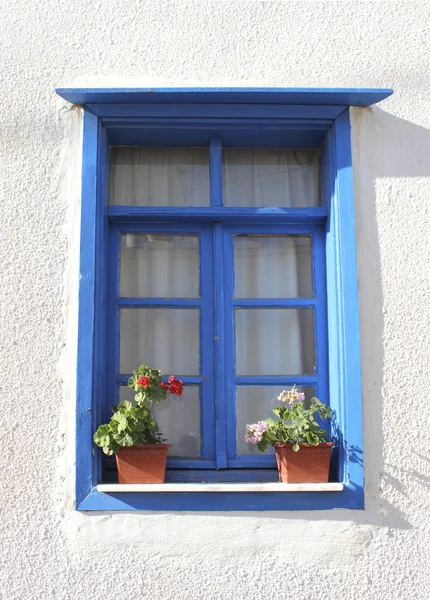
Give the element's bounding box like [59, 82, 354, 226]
[56, 87, 393, 511]
[107, 146, 326, 483]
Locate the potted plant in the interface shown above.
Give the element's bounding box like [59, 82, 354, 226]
[245, 386, 334, 483]
[93, 365, 183, 483]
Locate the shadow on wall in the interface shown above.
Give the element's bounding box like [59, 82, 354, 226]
[351, 105, 430, 532]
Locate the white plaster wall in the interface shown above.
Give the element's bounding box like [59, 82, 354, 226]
[1, 2, 430, 599]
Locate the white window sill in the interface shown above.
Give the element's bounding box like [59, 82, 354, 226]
[97, 482, 344, 493]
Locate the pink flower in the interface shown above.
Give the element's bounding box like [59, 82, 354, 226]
[278, 386, 305, 404]
[245, 421, 269, 444]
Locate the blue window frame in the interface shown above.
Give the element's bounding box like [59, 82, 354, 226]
[55, 87, 393, 511]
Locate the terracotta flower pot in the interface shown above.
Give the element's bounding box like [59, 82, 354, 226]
[115, 444, 171, 484]
[274, 442, 334, 483]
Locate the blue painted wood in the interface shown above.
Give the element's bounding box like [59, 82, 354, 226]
[76, 111, 99, 505]
[107, 128, 328, 149]
[325, 127, 344, 483]
[108, 206, 329, 223]
[165, 469, 279, 483]
[56, 86, 393, 106]
[103, 117, 332, 128]
[166, 458, 216, 469]
[223, 223, 317, 234]
[200, 227, 216, 460]
[209, 139, 222, 207]
[93, 125, 110, 480]
[111, 221, 209, 233]
[330, 109, 364, 506]
[117, 298, 201, 307]
[222, 229, 237, 461]
[235, 376, 318, 385]
[88, 103, 346, 119]
[313, 228, 330, 434]
[320, 129, 334, 210]
[232, 298, 316, 307]
[77, 486, 362, 511]
[215, 420, 227, 467]
[213, 223, 227, 469]
[227, 456, 277, 468]
[108, 231, 121, 428]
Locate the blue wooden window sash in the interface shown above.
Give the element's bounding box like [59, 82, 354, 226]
[222, 224, 327, 470]
[108, 222, 217, 471]
[107, 221, 327, 474]
[76, 103, 364, 510]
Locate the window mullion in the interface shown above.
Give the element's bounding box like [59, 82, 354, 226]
[209, 139, 222, 207]
[213, 223, 228, 468]
[200, 227, 217, 461]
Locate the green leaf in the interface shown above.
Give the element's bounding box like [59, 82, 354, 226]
[257, 439, 269, 452]
[93, 424, 111, 447]
[102, 440, 120, 456]
[292, 416, 306, 428]
[114, 432, 135, 446]
[293, 442, 300, 452]
[111, 411, 128, 432]
[117, 401, 133, 411]
[305, 432, 319, 446]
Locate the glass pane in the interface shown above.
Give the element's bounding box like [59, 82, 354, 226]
[234, 235, 313, 298]
[120, 234, 200, 298]
[119, 385, 201, 458]
[223, 148, 320, 207]
[119, 308, 200, 375]
[110, 147, 210, 206]
[235, 308, 315, 375]
[236, 386, 315, 455]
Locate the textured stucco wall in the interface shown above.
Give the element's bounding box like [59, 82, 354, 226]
[1, 2, 430, 599]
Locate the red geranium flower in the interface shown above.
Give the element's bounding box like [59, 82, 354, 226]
[168, 375, 177, 384]
[169, 380, 184, 396]
[137, 376, 151, 387]
[159, 382, 169, 390]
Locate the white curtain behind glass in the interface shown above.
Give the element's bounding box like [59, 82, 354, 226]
[110, 147, 210, 206]
[223, 148, 320, 207]
[120, 234, 200, 298]
[113, 146, 318, 457]
[234, 236, 314, 377]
